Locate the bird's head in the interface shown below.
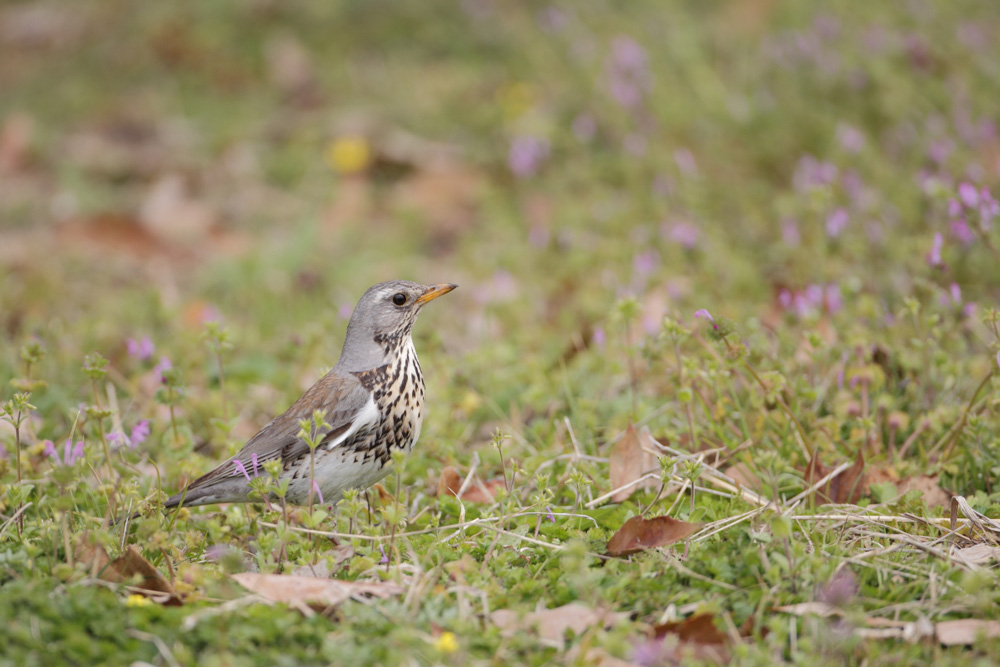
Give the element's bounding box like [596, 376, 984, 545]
[338, 280, 458, 370]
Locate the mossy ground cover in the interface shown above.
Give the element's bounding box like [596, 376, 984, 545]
[2, 1, 1000, 664]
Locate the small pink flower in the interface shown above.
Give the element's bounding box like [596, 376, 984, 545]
[126, 336, 155, 361]
[694, 309, 715, 325]
[378, 544, 389, 564]
[43, 440, 59, 464]
[154, 356, 173, 382]
[129, 420, 150, 448]
[311, 479, 324, 504]
[825, 208, 849, 238]
[926, 232, 944, 268]
[233, 459, 251, 482]
[958, 182, 979, 208]
[251, 453, 259, 478]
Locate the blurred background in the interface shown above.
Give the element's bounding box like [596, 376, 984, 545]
[1, 0, 999, 455]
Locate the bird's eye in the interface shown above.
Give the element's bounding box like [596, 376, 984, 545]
[392, 293, 407, 306]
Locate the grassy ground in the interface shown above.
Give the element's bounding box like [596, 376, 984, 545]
[3, 1, 1000, 664]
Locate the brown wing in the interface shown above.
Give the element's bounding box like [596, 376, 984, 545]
[184, 369, 372, 492]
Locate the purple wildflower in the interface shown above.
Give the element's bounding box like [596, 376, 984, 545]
[818, 569, 859, 607]
[927, 232, 944, 268]
[950, 218, 975, 246]
[508, 136, 550, 178]
[108, 431, 128, 447]
[668, 222, 700, 249]
[996, 351, 1000, 373]
[591, 326, 606, 348]
[251, 453, 259, 478]
[825, 208, 849, 238]
[958, 182, 980, 208]
[836, 123, 865, 153]
[694, 309, 717, 329]
[47, 439, 84, 466]
[43, 440, 59, 463]
[154, 356, 173, 382]
[546, 506, 556, 523]
[950, 283, 962, 304]
[632, 250, 659, 278]
[126, 336, 155, 361]
[233, 459, 251, 482]
[605, 36, 650, 109]
[311, 479, 324, 504]
[129, 420, 150, 448]
[378, 544, 389, 564]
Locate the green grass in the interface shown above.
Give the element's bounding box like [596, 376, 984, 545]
[3, 1, 1000, 664]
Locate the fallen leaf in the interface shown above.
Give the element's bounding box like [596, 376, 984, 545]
[650, 612, 731, 663]
[609, 424, 658, 503]
[865, 466, 951, 507]
[606, 515, 701, 557]
[491, 602, 627, 647]
[76, 538, 181, 605]
[436, 465, 506, 503]
[653, 613, 727, 645]
[291, 546, 355, 578]
[935, 619, 1000, 646]
[950, 544, 1000, 565]
[803, 451, 866, 504]
[231, 573, 403, 609]
[897, 474, 951, 508]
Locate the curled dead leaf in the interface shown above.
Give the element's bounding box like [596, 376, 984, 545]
[650, 613, 731, 663]
[75, 537, 181, 605]
[609, 423, 658, 503]
[606, 515, 701, 557]
[436, 465, 506, 503]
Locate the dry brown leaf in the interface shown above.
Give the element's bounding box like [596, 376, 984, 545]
[897, 474, 951, 508]
[436, 465, 506, 503]
[650, 613, 731, 663]
[803, 451, 866, 504]
[609, 423, 658, 503]
[491, 603, 627, 647]
[606, 515, 701, 557]
[76, 538, 181, 605]
[231, 573, 403, 609]
[935, 619, 1000, 646]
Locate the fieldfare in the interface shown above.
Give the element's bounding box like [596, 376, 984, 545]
[162, 280, 457, 510]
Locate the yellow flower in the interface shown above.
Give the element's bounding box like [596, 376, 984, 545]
[433, 631, 458, 653]
[125, 594, 152, 607]
[327, 136, 372, 175]
[498, 82, 533, 120]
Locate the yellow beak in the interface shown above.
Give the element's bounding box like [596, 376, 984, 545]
[415, 283, 458, 304]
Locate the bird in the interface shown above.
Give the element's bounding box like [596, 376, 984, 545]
[162, 280, 457, 512]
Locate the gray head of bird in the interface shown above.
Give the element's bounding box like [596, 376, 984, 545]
[336, 280, 457, 371]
